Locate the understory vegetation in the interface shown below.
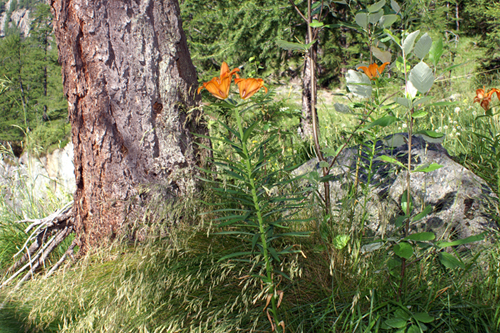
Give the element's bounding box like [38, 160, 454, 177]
[1, 0, 500, 332]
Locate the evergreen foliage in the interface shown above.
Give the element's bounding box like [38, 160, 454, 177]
[0, 3, 68, 149]
[180, 0, 303, 79]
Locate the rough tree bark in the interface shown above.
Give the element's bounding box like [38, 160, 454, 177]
[299, 0, 318, 141]
[300, 34, 318, 140]
[51, 0, 208, 251]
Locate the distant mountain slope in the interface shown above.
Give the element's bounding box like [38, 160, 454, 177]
[0, 0, 46, 37]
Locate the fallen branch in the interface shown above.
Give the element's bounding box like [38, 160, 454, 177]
[1, 201, 75, 290]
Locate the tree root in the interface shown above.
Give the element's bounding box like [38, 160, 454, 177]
[0, 201, 76, 291]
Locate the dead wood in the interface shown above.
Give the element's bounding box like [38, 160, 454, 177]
[0, 201, 75, 290]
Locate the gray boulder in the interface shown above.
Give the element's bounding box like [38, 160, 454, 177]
[294, 134, 498, 241]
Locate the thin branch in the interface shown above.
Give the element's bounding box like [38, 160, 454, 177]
[288, 0, 308, 22]
[1, 202, 75, 291]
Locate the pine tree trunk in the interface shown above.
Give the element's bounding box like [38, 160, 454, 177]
[51, 0, 208, 250]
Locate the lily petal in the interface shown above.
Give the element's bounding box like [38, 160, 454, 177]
[235, 78, 267, 99]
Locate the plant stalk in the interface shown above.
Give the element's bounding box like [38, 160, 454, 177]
[233, 107, 281, 332]
[307, 0, 331, 219]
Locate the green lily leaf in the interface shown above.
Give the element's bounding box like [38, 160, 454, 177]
[436, 232, 485, 248]
[412, 163, 443, 173]
[404, 232, 435, 241]
[378, 155, 406, 169]
[411, 205, 433, 222]
[439, 252, 465, 269]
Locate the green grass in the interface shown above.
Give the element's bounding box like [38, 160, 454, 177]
[1, 220, 498, 332]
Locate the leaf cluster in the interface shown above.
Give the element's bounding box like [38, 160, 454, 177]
[200, 113, 310, 270]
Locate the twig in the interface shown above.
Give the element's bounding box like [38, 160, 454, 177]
[1, 202, 75, 290]
[288, 0, 308, 22]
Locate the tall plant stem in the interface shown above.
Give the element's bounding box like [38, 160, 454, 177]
[306, 0, 331, 217]
[399, 107, 414, 301]
[233, 107, 281, 332]
[398, 50, 413, 301]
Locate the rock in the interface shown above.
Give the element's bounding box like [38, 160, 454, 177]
[0, 142, 75, 212]
[294, 134, 498, 241]
[9, 8, 31, 37]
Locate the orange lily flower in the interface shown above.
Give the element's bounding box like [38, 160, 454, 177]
[357, 62, 390, 80]
[234, 76, 268, 99]
[197, 62, 240, 99]
[474, 86, 497, 111]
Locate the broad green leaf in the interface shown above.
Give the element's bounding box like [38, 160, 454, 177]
[401, 190, 413, 214]
[346, 69, 372, 98]
[413, 312, 434, 323]
[368, 0, 386, 13]
[333, 234, 350, 250]
[415, 130, 445, 138]
[391, 0, 401, 13]
[378, 155, 406, 168]
[439, 252, 464, 269]
[411, 205, 432, 222]
[429, 38, 444, 66]
[383, 134, 407, 148]
[310, 20, 324, 28]
[414, 33, 432, 60]
[371, 45, 392, 63]
[334, 102, 352, 113]
[437, 232, 485, 248]
[402, 30, 420, 55]
[385, 317, 407, 328]
[426, 101, 457, 107]
[369, 10, 383, 24]
[319, 161, 330, 168]
[361, 115, 398, 131]
[276, 39, 311, 51]
[396, 97, 411, 108]
[407, 325, 420, 333]
[395, 309, 411, 321]
[384, 28, 401, 45]
[412, 163, 443, 173]
[394, 241, 413, 259]
[380, 14, 399, 28]
[355, 12, 368, 29]
[409, 61, 434, 93]
[404, 232, 435, 241]
[412, 110, 428, 118]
